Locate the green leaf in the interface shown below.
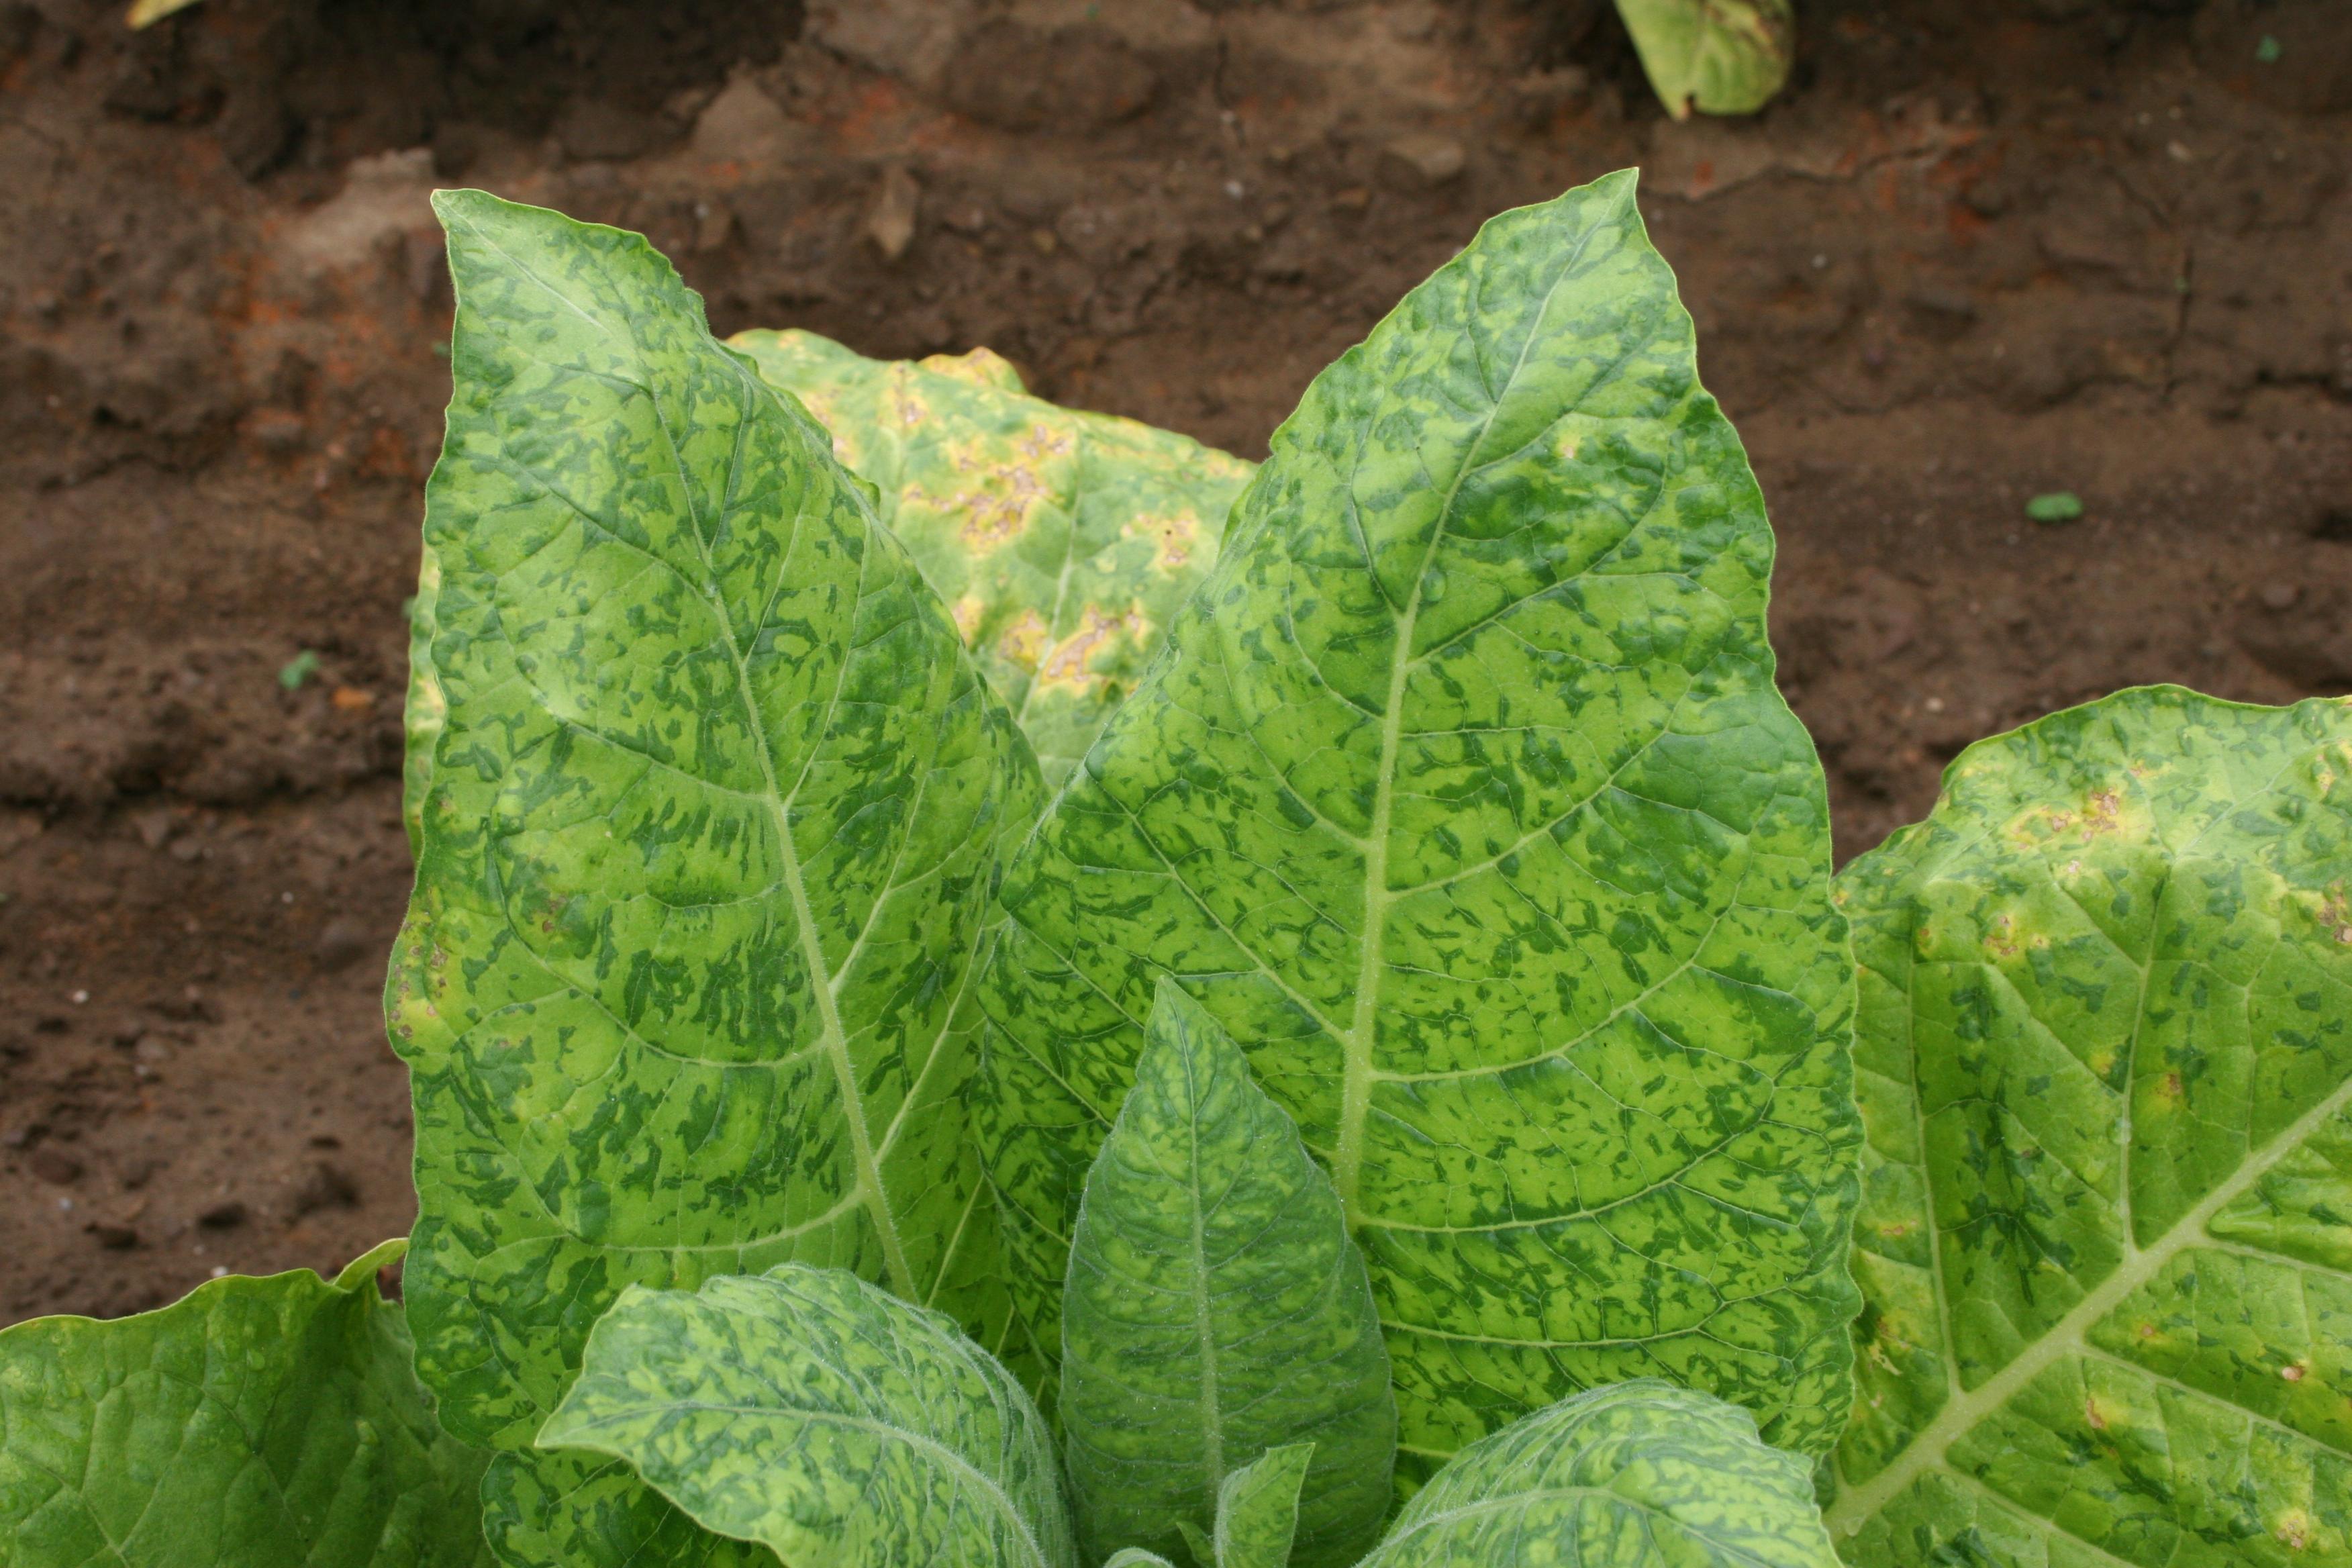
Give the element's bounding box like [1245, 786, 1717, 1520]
[391, 191, 1044, 1552]
[729, 330, 1256, 790]
[1355, 1381, 1839, 1568]
[1206, 1444, 1315, 1568]
[1614, 0, 1794, 118]
[1825, 687, 2352, 1566]
[477, 1451, 768, 1568]
[0, 1244, 491, 1568]
[537, 1263, 1077, 1568]
[978, 168, 1859, 1483]
[1063, 979, 1393, 1567]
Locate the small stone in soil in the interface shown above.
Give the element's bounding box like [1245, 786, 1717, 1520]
[199, 1200, 249, 1229]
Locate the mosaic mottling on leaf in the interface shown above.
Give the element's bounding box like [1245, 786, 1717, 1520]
[1355, 1381, 1840, 1568]
[977, 170, 1859, 1485]
[1061, 979, 1394, 1568]
[539, 1265, 1076, 1568]
[730, 328, 1256, 786]
[393, 191, 1043, 1561]
[1828, 687, 2352, 1568]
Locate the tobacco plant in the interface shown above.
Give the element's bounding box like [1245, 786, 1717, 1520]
[4, 168, 2349, 1568]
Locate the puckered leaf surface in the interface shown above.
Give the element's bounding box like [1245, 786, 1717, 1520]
[0, 1242, 491, 1568]
[476, 1451, 767, 1568]
[730, 330, 1255, 789]
[392, 191, 1042, 1555]
[1614, 0, 1794, 118]
[1062, 980, 1393, 1567]
[1826, 688, 2352, 1567]
[978, 168, 1859, 1482]
[537, 1265, 1076, 1568]
[1355, 1380, 1839, 1568]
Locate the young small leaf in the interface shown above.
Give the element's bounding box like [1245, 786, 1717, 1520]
[1355, 1381, 1839, 1568]
[1062, 980, 1393, 1567]
[730, 330, 1257, 789]
[1614, 0, 1794, 119]
[1208, 1444, 1316, 1568]
[979, 168, 1859, 1480]
[1827, 688, 2352, 1567]
[536, 1264, 1077, 1568]
[0, 1242, 491, 1568]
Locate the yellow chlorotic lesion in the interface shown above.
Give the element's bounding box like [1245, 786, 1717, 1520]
[950, 595, 986, 644]
[919, 345, 1026, 394]
[1124, 511, 1203, 573]
[1038, 605, 1148, 693]
[997, 609, 1050, 673]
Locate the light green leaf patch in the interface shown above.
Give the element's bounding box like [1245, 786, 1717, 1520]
[538, 1264, 1077, 1568]
[477, 1450, 769, 1568]
[979, 169, 1859, 1483]
[393, 191, 1042, 1555]
[1614, 0, 1795, 118]
[1198, 1444, 1315, 1568]
[1355, 1381, 1840, 1568]
[730, 329, 1257, 789]
[1062, 980, 1393, 1567]
[1094, 1446, 1315, 1568]
[0, 1241, 491, 1568]
[1827, 688, 2352, 1567]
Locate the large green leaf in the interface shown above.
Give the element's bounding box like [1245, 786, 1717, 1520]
[0, 1241, 491, 1567]
[1354, 1381, 1839, 1568]
[537, 1264, 1076, 1568]
[730, 330, 1256, 791]
[1825, 688, 2352, 1567]
[406, 332, 1255, 851]
[1614, 0, 1795, 119]
[977, 169, 1859, 1483]
[391, 191, 1042, 1552]
[1062, 979, 1393, 1567]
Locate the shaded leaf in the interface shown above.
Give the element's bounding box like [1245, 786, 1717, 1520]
[0, 1241, 491, 1568]
[477, 1450, 767, 1568]
[1614, 0, 1794, 118]
[1063, 979, 1392, 1567]
[1826, 688, 2352, 1567]
[1355, 1381, 1839, 1568]
[538, 1264, 1076, 1568]
[978, 168, 1859, 1483]
[730, 329, 1255, 789]
[391, 191, 1042, 1554]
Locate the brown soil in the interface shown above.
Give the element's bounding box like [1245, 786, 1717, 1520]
[2, 0, 2347, 1325]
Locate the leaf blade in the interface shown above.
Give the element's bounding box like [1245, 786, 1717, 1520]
[1062, 981, 1393, 1567]
[979, 168, 1859, 1478]
[1827, 687, 2352, 1566]
[537, 1264, 1077, 1568]
[1356, 1381, 1839, 1568]
[1212, 1444, 1316, 1568]
[729, 330, 1256, 789]
[394, 191, 1042, 1561]
[0, 1255, 491, 1568]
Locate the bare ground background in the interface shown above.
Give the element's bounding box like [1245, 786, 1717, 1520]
[1, 0, 2347, 1323]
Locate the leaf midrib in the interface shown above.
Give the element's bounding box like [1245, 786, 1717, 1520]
[1328, 236, 1591, 1216]
[665, 350, 915, 1300]
[1823, 1067, 2352, 1541]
